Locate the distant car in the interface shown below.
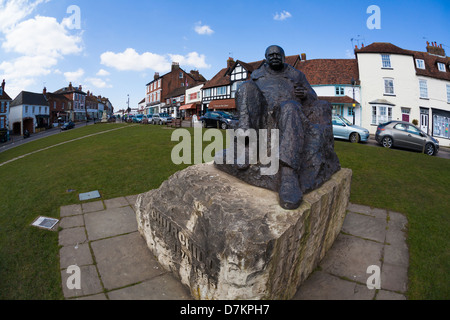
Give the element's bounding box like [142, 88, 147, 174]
[134, 114, 144, 123]
[152, 113, 173, 125]
[200, 111, 239, 130]
[61, 122, 75, 131]
[332, 115, 370, 143]
[108, 116, 116, 123]
[375, 121, 439, 156]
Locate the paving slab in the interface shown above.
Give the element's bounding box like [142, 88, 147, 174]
[381, 263, 409, 293]
[376, 290, 407, 300]
[90, 232, 165, 291]
[81, 200, 104, 214]
[76, 293, 108, 301]
[342, 211, 387, 243]
[104, 197, 130, 209]
[347, 203, 387, 220]
[59, 227, 87, 247]
[59, 243, 93, 269]
[61, 265, 103, 299]
[293, 271, 376, 300]
[108, 274, 192, 300]
[60, 215, 85, 229]
[84, 206, 137, 241]
[126, 195, 139, 210]
[60, 204, 82, 217]
[320, 233, 384, 284]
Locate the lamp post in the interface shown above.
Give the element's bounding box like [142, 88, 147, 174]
[351, 77, 356, 125]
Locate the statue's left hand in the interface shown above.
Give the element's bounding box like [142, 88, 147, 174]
[295, 85, 308, 100]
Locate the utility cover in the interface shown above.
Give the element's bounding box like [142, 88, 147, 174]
[79, 191, 101, 201]
[32, 217, 59, 230]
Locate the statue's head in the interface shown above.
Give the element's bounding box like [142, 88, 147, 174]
[265, 45, 286, 71]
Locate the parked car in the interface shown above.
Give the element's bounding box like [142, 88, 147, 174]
[134, 114, 144, 123]
[332, 115, 370, 143]
[61, 122, 75, 131]
[108, 116, 116, 123]
[152, 113, 173, 125]
[375, 121, 439, 156]
[0, 129, 9, 143]
[200, 111, 239, 130]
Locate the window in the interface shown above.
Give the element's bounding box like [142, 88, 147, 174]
[348, 107, 355, 116]
[179, 72, 184, 79]
[335, 86, 345, 96]
[447, 85, 450, 103]
[0, 101, 4, 113]
[384, 78, 395, 95]
[372, 105, 393, 125]
[0, 87, 2, 95]
[433, 114, 449, 139]
[381, 54, 391, 68]
[203, 89, 211, 98]
[437, 62, 446, 72]
[419, 80, 428, 99]
[25, 106, 28, 113]
[217, 86, 227, 96]
[416, 59, 425, 69]
[332, 105, 344, 116]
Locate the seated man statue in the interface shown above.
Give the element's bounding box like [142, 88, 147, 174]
[215, 45, 341, 210]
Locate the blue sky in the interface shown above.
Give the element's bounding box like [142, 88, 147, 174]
[0, 0, 449, 110]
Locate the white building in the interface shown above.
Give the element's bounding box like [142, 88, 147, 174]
[180, 83, 204, 119]
[9, 91, 50, 135]
[356, 42, 450, 147]
[297, 59, 362, 126]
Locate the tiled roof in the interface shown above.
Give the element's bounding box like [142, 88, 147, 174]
[11, 91, 49, 107]
[202, 68, 230, 89]
[164, 86, 186, 100]
[319, 96, 358, 104]
[355, 42, 413, 56]
[410, 50, 450, 81]
[0, 89, 12, 101]
[297, 59, 359, 85]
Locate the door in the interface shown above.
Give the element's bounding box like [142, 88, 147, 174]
[420, 114, 429, 134]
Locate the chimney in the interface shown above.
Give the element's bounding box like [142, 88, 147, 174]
[69, 82, 73, 90]
[190, 70, 199, 79]
[172, 62, 180, 71]
[79, 85, 82, 91]
[426, 42, 446, 56]
[1, 79, 5, 90]
[87, 90, 90, 96]
[227, 57, 235, 69]
[154, 72, 160, 80]
[301, 53, 307, 61]
[43, 87, 47, 95]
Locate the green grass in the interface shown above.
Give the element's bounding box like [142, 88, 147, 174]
[0, 124, 448, 299]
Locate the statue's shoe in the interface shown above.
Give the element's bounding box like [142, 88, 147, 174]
[279, 168, 303, 210]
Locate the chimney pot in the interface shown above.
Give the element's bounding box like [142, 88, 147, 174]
[154, 72, 160, 80]
[301, 53, 307, 61]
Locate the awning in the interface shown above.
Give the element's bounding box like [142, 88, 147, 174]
[179, 103, 197, 111]
[209, 99, 236, 110]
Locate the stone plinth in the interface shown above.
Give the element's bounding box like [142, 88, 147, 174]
[136, 163, 352, 300]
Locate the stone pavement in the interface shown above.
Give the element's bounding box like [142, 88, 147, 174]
[58, 197, 409, 300]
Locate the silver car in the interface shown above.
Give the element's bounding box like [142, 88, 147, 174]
[332, 115, 370, 143]
[375, 121, 439, 156]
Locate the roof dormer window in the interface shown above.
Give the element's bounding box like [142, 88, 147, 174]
[416, 59, 425, 69]
[437, 62, 446, 72]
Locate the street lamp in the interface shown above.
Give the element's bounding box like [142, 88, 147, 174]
[351, 77, 357, 125]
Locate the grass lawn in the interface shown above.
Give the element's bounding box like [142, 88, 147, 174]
[0, 123, 448, 300]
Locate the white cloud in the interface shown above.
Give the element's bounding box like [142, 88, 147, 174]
[0, 0, 49, 32]
[274, 10, 292, 21]
[64, 68, 84, 82]
[2, 15, 82, 58]
[0, 1, 83, 97]
[96, 69, 110, 76]
[194, 22, 214, 35]
[85, 77, 112, 89]
[100, 48, 211, 73]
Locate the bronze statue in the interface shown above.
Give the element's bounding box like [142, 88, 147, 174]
[215, 45, 341, 210]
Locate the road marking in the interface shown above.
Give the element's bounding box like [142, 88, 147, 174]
[0, 125, 136, 168]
